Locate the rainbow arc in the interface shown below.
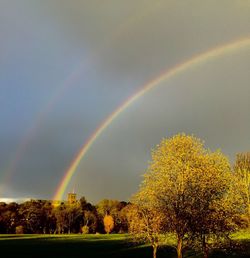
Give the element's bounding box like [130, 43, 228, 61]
[53, 37, 250, 201]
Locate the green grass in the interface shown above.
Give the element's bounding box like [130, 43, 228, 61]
[0, 232, 249, 258]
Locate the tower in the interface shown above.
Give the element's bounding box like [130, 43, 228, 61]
[67, 192, 77, 204]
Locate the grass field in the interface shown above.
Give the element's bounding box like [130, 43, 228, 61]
[0, 232, 249, 258]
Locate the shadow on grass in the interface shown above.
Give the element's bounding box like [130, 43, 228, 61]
[0, 234, 249, 258]
[0, 235, 175, 258]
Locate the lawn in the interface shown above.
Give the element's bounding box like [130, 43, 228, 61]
[0, 232, 249, 258]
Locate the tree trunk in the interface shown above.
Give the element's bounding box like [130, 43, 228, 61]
[202, 235, 209, 258]
[177, 237, 183, 258]
[152, 244, 158, 258]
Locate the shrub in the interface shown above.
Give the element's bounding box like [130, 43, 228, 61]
[15, 225, 24, 234]
[82, 225, 89, 234]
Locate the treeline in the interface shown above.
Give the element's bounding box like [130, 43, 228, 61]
[0, 198, 130, 234]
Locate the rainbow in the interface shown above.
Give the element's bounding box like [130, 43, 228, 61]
[53, 37, 250, 201]
[0, 2, 161, 193]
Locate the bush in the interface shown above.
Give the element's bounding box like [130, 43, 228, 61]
[15, 225, 24, 234]
[82, 225, 89, 234]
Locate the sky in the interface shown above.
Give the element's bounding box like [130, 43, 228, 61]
[0, 0, 249, 204]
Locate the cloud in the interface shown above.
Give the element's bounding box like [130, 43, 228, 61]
[0, 198, 31, 204]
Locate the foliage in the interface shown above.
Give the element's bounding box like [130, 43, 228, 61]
[96, 199, 127, 233]
[0, 202, 19, 233]
[133, 134, 243, 258]
[81, 225, 89, 234]
[53, 203, 68, 234]
[118, 204, 131, 233]
[18, 200, 47, 233]
[53, 202, 82, 234]
[96, 199, 119, 217]
[0, 197, 129, 235]
[15, 225, 24, 234]
[234, 152, 250, 224]
[103, 215, 114, 234]
[83, 210, 98, 233]
[126, 203, 165, 258]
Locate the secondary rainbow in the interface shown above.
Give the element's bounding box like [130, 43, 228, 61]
[53, 37, 250, 201]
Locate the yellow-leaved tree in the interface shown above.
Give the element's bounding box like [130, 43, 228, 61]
[103, 214, 114, 234]
[126, 198, 165, 258]
[234, 152, 250, 225]
[131, 134, 243, 258]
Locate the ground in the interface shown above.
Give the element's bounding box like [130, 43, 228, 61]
[0, 232, 249, 258]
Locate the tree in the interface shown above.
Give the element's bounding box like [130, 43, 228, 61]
[118, 204, 130, 233]
[41, 201, 56, 234]
[186, 152, 243, 258]
[134, 134, 242, 258]
[18, 200, 45, 233]
[0, 202, 19, 233]
[103, 214, 114, 234]
[65, 203, 82, 233]
[126, 202, 164, 258]
[83, 210, 98, 233]
[234, 152, 250, 224]
[79, 196, 94, 211]
[53, 203, 68, 234]
[96, 199, 120, 217]
[96, 199, 124, 233]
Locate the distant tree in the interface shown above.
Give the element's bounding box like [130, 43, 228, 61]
[79, 196, 88, 209]
[113, 201, 128, 232]
[18, 200, 45, 233]
[96, 199, 127, 233]
[0, 202, 7, 233]
[41, 201, 56, 234]
[83, 210, 98, 233]
[53, 204, 68, 234]
[103, 214, 114, 234]
[65, 203, 82, 233]
[0, 202, 17, 233]
[133, 134, 243, 258]
[234, 152, 250, 223]
[79, 196, 93, 211]
[118, 204, 130, 233]
[96, 199, 120, 217]
[3, 202, 19, 233]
